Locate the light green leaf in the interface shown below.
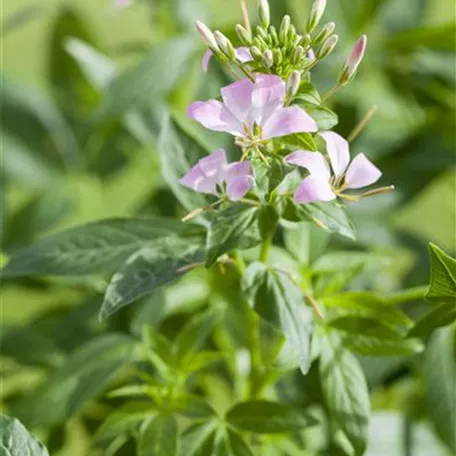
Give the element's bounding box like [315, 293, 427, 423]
[305, 105, 339, 130]
[130, 289, 167, 337]
[242, 263, 314, 374]
[100, 239, 205, 320]
[213, 429, 254, 456]
[342, 334, 424, 356]
[138, 415, 178, 456]
[95, 37, 195, 121]
[319, 331, 370, 455]
[426, 243, 456, 305]
[172, 395, 216, 419]
[226, 400, 316, 434]
[408, 303, 456, 338]
[13, 334, 134, 428]
[2, 217, 202, 277]
[206, 205, 264, 267]
[0, 415, 49, 456]
[179, 422, 217, 456]
[326, 316, 405, 339]
[423, 327, 456, 453]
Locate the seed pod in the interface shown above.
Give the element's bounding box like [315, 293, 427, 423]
[313, 21, 335, 46]
[338, 35, 367, 84]
[262, 49, 274, 68]
[279, 15, 291, 44]
[250, 45, 263, 61]
[195, 21, 219, 52]
[317, 34, 338, 59]
[269, 25, 279, 46]
[214, 31, 236, 59]
[286, 70, 301, 99]
[306, 0, 327, 33]
[258, 0, 270, 29]
[236, 24, 252, 45]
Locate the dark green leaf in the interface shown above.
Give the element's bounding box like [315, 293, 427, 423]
[100, 239, 205, 320]
[95, 37, 195, 121]
[326, 316, 404, 339]
[213, 429, 254, 456]
[242, 264, 314, 374]
[319, 331, 370, 455]
[0, 415, 49, 456]
[226, 400, 316, 434]
[206, 205, 264, 267]
[423, 327, 456, 453]
[138, 415, 178, 456]
[408, 303, 456, 338]
[130, 289, 168, 337]
[13, 334, 134, 428]
[2, 217, 201, 277]
[426, 243, 456, 305]
[343, 334, 424, 357]
[172, 395, 216, 419]
[179, 422, 217, 456]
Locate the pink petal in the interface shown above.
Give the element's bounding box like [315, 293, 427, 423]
[221, 79, 255, 126]
[320, 131, 350, 179]
[202, 49, 213, 72]
[198, 149, 227, 182]
[344, 153, 382, 189]
[226, 175, 254, 201]
[262, 106, 318, 139]
[294, 175, 336, 204]
[251, 74, 286, 126]
[224, 161, 253, 182]
[346, 35, 367, 78]
[284, 150, 330, 180]
[187, 100, 244, 136]
[180, 164, 218, 195]
[236, 47, 254, 63]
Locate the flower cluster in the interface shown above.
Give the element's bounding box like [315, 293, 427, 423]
[180, 0, 392, 211]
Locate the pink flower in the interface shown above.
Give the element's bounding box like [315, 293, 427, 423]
[180, 149, 254, 201]
[339, 35, 367, 84]
[188, 75, 318, 145]
[202, 47, 253, 72]
[284, 131, 382, 204]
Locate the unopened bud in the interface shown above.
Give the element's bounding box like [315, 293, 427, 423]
[339, 35, 367, 84]
[250, 46, 263, 61]
[313, 21, 335, 46]
[288, 24, 297, 42]
[195, 21, 219, 52]
[317, 34, 338, 59]
[279, 15, 291, 43]
[273, 48, 283, 65]
[291, 46, 305, 64]
[236, 24, 252, 45]
[258, 0, 270, 29]
[286, 71, 301, 99]
[253, 35, 268, 50]
[256, 26, 268, 40]
[307, 0, 327, 33]
[262, 49, 274, 68]
[269, 26, 279, 46]
[214, 31, 236, 59]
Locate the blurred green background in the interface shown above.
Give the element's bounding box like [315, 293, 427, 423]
[1, 0, 455, 455]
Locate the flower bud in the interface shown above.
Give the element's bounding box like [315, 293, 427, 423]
[250, 46, 263, 61]
[253, 35, 268, 50]
[313, 21, 335, 46]
[258, 0, 270, 29]
[279, 15, 291, 43]
[236, 24, 252, 45]
[214, 31, 236, 59]
[195, 21, 219, 52]
[262, 49, 274, 68]
[338, 35, 367, 84]
[306, 0, 327, 33]
[317, 34, 338, 59]
[291, 45, 305, 64]
[286, 70, 301, 99]
[288, 24, 297, 42]
[269, 26, 279, 46]
[273, 48, 283, 65]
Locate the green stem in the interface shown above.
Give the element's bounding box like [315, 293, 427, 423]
[232, 250, 246, 275]
[259, 237, 272, 263]
[386, 286, 428, 305]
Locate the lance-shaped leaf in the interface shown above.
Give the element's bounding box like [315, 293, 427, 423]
[138, 415, 178, 456]
[426, 243, 456, 305]
[179, 422, 217, 456]
[408, 302, 456, 338]
[0, 415, 50, 456]
[342, 334, 424, 357]
[226, 400, 317, 434]
[213, 429, 254, 456]
[2, 217, 203, 277]
[319, 331, 370, 455]
[242, 263, 314, 374]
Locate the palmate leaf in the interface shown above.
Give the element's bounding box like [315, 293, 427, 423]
[0, 415, 49, 456]
[319, 331, 370, 456]
[138, 415, 178, 456]
[2, 216, 203, 277]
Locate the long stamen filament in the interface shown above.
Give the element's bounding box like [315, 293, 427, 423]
[181, 199, 223, 222]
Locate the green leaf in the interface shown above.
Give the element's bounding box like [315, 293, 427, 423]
[0, 415, 49, 456]
[95, 37, 195, 121]
[130, 289, 168, 337]
[13, 334, 134, 428]
[95, 402, 156, 441]
[138, 415, 178, 456]
[1, 4, 44, 35]
[281, 132, 318, 152]
[305, 105, 339, 130]
[206, 205, 264, 267]
[326, 316, 404, 339]
[408, 303, 456, 338]
[100, 239, 205, 320]
[426, 243, 456, 305]
[423, 327, 456, 453]
[172, 395, 216, 419]
[319, 331, 370, 455]
[294, 82, 321, 106]
[179, 422, 217, 456]
[342, 334, 424, 357]
[2, 217, 202, 277]
[226, 400, 316, 434]
[242, 263, 314, 374]
[213, 429, 254, 456]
